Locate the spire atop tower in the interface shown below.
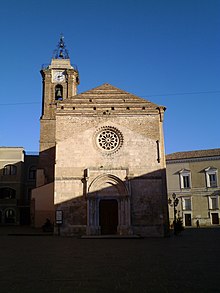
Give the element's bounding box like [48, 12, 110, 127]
[52, 34, 69, 59]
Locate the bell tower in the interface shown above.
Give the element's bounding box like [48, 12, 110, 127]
[38, 35, 79, 183]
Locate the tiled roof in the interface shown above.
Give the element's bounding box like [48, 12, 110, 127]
[166, 148, 220, 161]
[71, 83, 159, 107]
[56, 83, 165, 115]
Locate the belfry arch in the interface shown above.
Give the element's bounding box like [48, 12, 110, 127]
[55, 84, 63, 100]
[87, 174, 131, 235]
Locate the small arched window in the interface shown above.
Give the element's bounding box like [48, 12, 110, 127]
[3, 164, 17, 175]
[55, 85, 63, 100]
[0, 188, 16, 199]
[5, 209, 16, 224]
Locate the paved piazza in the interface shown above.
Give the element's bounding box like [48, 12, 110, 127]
[0, 228, 219, 292]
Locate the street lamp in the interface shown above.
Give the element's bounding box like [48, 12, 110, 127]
[168, 193, 179, 223]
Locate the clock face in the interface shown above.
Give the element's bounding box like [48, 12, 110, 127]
[53, 71, 65, 82]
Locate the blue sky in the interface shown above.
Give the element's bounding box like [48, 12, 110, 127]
[0, 0, 219, 154]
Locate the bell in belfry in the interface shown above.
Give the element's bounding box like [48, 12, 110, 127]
[55, 87, 62, 100]
[59, 50, 64, 58]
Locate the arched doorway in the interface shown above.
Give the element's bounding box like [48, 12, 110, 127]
[99, 199, 118, 235]
[87, 174, 131, 236]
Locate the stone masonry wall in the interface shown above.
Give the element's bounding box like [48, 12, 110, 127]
[54, 113, 167, 236]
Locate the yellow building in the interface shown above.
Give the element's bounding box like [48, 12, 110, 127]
[166, 149, 220, 227]
[0, 147, 38, 225]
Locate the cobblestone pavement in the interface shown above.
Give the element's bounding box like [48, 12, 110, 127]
[0, 227, 220, 293]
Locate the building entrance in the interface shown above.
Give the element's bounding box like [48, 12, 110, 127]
[184, 214, 192, 226]
[99, 199, 118, 235]
[211, 213, 219, 225]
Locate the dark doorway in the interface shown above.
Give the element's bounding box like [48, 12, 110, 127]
[211, 213, 219, 225]
[20, 207, 31, 225]
[99, 199, 118, 235]
[184, 214, 192, 226]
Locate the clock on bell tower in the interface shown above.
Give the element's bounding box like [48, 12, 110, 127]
[38, 35, 79, 183]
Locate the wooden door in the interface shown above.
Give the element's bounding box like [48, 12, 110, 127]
[99, 199, 118, 235]
[185, 214, 192, 226]
[211, 213, 219, 225]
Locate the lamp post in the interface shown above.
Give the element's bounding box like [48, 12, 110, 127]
[168, 192, 179, 224]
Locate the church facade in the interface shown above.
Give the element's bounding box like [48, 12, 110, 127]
[32, 36, 169, 237]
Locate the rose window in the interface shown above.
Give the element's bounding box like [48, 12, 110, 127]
[95, 127, 123, 153]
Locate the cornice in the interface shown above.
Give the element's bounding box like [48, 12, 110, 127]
[166, 156, 220, 164]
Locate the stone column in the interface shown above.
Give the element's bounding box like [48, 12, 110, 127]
[118, 197, 132, 235]
[86, 198, 100, 235]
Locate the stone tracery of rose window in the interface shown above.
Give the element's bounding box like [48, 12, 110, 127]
[95, 127, 123, 154]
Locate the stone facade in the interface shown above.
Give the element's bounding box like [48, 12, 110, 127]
[54, 84, 168, 236]
[32, 37, 169, 237]
[166, 149, 220, 227]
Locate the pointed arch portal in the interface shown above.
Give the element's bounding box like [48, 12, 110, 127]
[87, 174, 131, 235]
